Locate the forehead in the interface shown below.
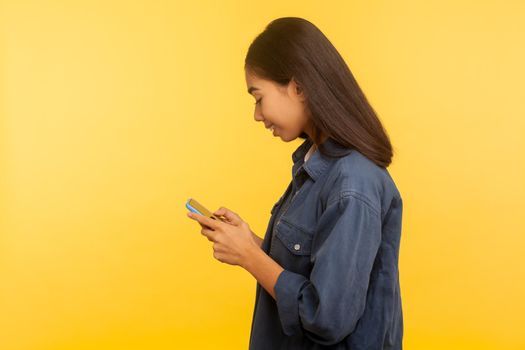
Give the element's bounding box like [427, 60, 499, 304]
[245, 68, 261, 84]
[245, 69, 271, 93]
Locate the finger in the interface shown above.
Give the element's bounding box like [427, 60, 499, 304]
[212, 242, 224, 253]
[187, 213, 215, 231]
[199, 222, 213, 231]
[201, 226, 219, 242]
[188, 212, 221, 230]
[213, 207, 243, 226]
[213, 250, 224, 263]
[212, 207, 227, 220]
[212, 215, 227, 223]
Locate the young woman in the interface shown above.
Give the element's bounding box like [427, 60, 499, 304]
[187, 17, 403, 349]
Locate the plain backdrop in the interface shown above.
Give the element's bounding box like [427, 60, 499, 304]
[1, 1, 524, 349]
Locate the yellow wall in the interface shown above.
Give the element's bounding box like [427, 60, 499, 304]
[1, 1, 524, 349]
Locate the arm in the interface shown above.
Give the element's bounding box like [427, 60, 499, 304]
[242, 241, 284, 300]
[251, 230, 263, 248]
[272, 194, 382, 346]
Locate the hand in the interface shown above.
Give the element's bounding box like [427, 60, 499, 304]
[186, 207, 260, 267]
[213, 208, 261, 244]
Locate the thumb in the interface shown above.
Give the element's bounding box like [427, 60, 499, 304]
[213, 207, 243, 225]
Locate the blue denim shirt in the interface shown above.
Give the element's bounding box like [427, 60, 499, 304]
[249, 137, 403, 349]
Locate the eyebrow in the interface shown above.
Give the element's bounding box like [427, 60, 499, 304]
[247, 86, 260, 94]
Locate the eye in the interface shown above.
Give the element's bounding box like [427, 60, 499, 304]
[254, 98, 262, 105]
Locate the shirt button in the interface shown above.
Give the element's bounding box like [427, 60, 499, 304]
[294, 244, 301, 251]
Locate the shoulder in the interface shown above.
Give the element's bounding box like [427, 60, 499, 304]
[324, 149, 401, 218]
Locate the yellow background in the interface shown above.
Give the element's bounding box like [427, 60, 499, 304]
[2, 1, 524, 349]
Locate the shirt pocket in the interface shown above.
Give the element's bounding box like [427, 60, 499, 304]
[274, 218, 313, 256]
[274, 217, 313, 259]
[272, 218, 314, 274]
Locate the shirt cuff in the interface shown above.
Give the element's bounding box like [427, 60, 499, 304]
[274, 269, 309, 336]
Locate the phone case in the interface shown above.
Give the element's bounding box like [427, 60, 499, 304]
[186, 198, 222, 220]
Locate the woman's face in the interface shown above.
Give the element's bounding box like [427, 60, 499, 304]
[245, 67, 312, 142]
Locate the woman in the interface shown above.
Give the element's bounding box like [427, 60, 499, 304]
[187, 17, 403, 349]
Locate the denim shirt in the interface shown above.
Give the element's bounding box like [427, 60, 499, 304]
[248, 137, 404, 350]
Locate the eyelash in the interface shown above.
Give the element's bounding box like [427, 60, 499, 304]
[254, 98, 262, 105]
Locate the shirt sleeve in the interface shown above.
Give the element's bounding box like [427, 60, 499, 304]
[273, 192, 382, 346]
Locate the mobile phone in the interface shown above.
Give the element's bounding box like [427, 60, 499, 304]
[186, 198, 223, 221]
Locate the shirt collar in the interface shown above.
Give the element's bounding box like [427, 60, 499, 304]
[291, 136, 352, 182]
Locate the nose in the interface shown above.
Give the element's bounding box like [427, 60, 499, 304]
[254, 110, 264, 123]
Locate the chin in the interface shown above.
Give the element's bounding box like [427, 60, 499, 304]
[279, 133, 299, 143]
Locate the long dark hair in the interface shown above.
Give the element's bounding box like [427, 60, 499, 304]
[244, 17, 394, 168]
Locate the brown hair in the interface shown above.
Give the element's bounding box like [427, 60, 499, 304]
[244, 17, 394, 168]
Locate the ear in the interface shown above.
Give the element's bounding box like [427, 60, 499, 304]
[290, 77, 306, 101]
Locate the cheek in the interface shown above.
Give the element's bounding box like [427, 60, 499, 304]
[281, 108, 306, 131]
[262, 96, 305, 130]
